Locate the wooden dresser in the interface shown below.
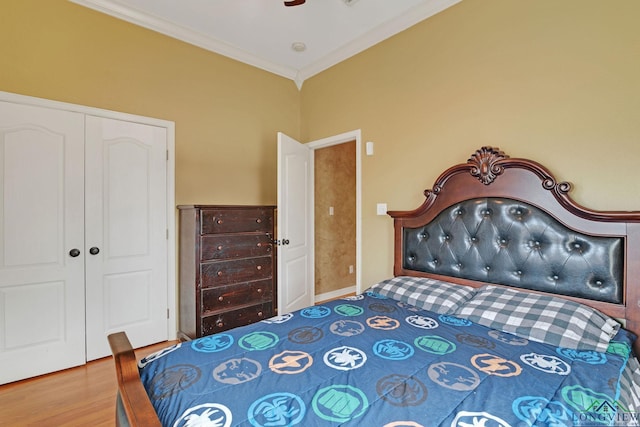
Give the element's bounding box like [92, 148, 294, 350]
[178, 205, 276, 339]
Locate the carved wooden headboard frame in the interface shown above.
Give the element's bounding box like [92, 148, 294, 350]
[388, 147, 640, 352]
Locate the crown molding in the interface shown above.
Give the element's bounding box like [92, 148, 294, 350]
[69, 0, 461, 89]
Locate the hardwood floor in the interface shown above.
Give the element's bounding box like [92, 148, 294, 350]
[316, 292, 356, 304]
[0, 341, 175, 426]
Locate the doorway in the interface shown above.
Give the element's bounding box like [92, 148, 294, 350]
[314, 141, 357, 301]
[307, 130, 362, 300]
[276, 130, 362, 313]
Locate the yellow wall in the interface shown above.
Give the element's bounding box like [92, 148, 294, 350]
[0, 0, 301, 206]
[301, 0, 640, 286]
[3, 0, 639, 290]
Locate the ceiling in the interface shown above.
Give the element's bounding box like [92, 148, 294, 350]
[70, 0, 461, 88]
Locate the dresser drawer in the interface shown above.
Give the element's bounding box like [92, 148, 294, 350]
[200, 234, 273, 261]
[202, 280, 273, 313]
[201, 208, 273, 234]
[201, 302, 273, 335]
[201, 256, 273, 288]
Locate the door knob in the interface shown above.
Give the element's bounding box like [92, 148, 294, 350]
[89, 247, 100, 255]
[69, 248, 80, 257]
[282, 239, 290, 245]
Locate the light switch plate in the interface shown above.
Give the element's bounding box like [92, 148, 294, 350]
[366, 141, 374, 156]
[376, 203, 387, 215]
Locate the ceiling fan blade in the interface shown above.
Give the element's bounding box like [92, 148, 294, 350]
[284, 0, 305, 6]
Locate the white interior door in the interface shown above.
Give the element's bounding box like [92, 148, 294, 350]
[84, 116, 168, 360]
[0, 102, 86, 384]
[277, 132, 314, 314]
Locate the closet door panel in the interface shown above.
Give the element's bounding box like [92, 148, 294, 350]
[85, 116, 168, 360]
[106, 140, 150, 256]
[3, 131, 61, 266]
[0, 101, 85, 384]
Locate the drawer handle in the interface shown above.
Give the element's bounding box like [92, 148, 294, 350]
[217, 321, 224, 328]
[217, 245, 223, 250]
[218, 296, 224, 302]
[257, 288, 263, 293]
[256, 218, 262, 224]
[257, 243, 262, 247]
[256, 265, 262, 271]
[257, 311, 263, 317]
[217, 271, 223, 276]
[217, 219, 223, 224]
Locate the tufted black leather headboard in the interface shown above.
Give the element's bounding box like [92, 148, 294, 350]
[388, 147, 640, 354]
[402, 197, 624, 303]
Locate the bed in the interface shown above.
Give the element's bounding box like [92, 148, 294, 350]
[109, 146, 640, 426]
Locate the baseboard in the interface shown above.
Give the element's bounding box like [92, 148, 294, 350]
[315, 285, 357, 304]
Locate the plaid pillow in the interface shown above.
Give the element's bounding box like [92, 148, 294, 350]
[368, 276, 476, 315]
[455, 285, 620, 352]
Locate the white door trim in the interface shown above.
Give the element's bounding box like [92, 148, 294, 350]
[307, 129, 362, 295]
[0, 90, 177, 340]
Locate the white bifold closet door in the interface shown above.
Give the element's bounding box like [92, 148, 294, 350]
[0, 101, 169, 384]
[84, 116, 168, 361]
[0, 102, 86, 384]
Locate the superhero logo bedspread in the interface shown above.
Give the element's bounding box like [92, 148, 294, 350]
[138, 292, 635, 426]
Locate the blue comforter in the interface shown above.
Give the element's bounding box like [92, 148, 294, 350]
[139, 292, 636, 426]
